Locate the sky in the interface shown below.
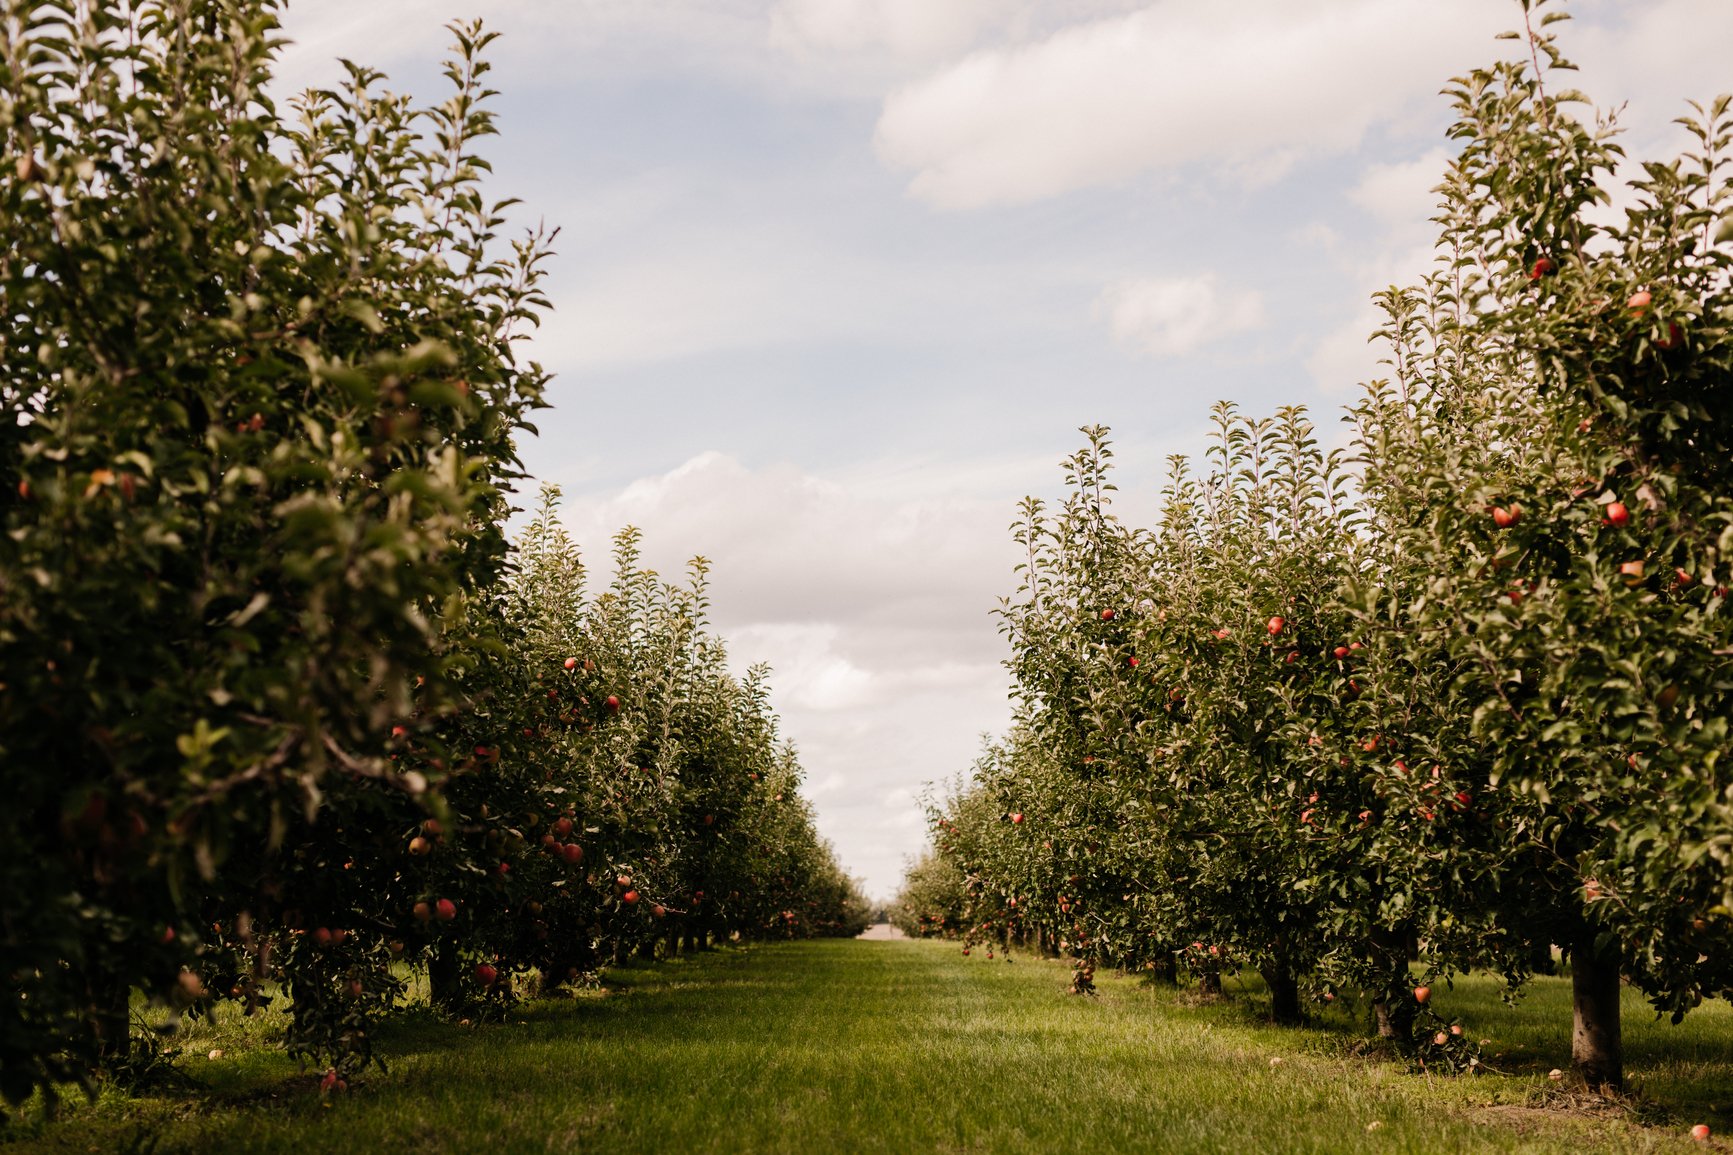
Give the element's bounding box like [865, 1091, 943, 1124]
[273, 0, 1732, 898]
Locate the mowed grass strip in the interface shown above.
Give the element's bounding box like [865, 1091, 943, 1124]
[3, 939, 1727, 1154]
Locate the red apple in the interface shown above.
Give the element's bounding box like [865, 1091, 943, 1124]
[605, 695, 621, 712]
[1627, 290, 1652, 313]
[331, 928, 348, 945]
[1284, 650, 1299, 664]
[1492, 504, 1521, 529]
[1127, 656, 1139, 667]
[622, 889, 640, 905]
[474, 963, 497, 986]
[1101, 609, 1115, 621]
[1656, 321, 1684, 350]
[312, 927, 333, 947]
[1604, 501, 1629, 527]
[413, 901, 432, 923]
[652, 904, 667, 918]
[1692, 1124, 1711, 1142]
[1530, 256, 1556, 279]
[564, 657, 577, 670]
[1266, 615, 1285, 636]
[436, 898, 457, 921]
[1010, 813, 1024, 825]
[563, 843, 584, 864]
[408, 836, 431, 856]
[1413, 985, 1431, 1004]
[552, 816, 573, 837]
[1333, 646, 1350, 659]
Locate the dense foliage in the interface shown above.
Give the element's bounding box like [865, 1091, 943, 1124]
[0, 0, 862, 1111]
[896, 1, 1733, 1089]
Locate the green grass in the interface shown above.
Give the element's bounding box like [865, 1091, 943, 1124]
[3, 939, 1730, 1153]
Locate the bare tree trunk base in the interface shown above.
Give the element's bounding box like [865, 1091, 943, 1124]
[1570, 928, 1624, 1091]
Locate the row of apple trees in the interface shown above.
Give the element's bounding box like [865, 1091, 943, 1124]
[895, 3, 1733, 1090]
[0, 0, 863, 1112]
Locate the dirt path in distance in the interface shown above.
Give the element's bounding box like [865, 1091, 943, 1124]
[856, 922, 906, 940]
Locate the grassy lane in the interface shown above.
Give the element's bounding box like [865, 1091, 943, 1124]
[4, 939, 1727, 1153]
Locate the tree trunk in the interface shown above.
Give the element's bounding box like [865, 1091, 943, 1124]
[1150, 954, 1179, 986]
[89, 970, 132, 1067]
[1570, 928, 1623, 1090]
[429, 940, 462, 1010]
[1197, 969, 1221, 997]
[1368, 924, 1409, 1039]
[1530, 938, 1557, 975]
[1261, 964, 1303, 1026]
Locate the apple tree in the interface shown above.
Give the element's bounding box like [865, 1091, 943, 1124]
[0, 2, 551, 1101]
[1347, 4, 1733, 1088]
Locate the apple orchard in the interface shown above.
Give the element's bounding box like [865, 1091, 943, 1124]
[3, 0, 1733, 1128]
[893, 4, 1733, 1097]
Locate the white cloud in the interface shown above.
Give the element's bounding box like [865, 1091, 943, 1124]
[726, 623, 875, 712]
[1301, 148, 1454, 393]
[1305, 303, 1383, 396]
[1098, 274, 1264, 358]
[874, 0, 1512, 209]
[1349, 148, 1451, 237]
[272, 0, 775, 98]
[769, 0, 998, 61]
[546, 452, 1024, 896]
[1570, 0, 1733, 149]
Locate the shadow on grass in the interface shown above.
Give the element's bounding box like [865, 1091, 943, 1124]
[6, 941, 1731, 1154]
